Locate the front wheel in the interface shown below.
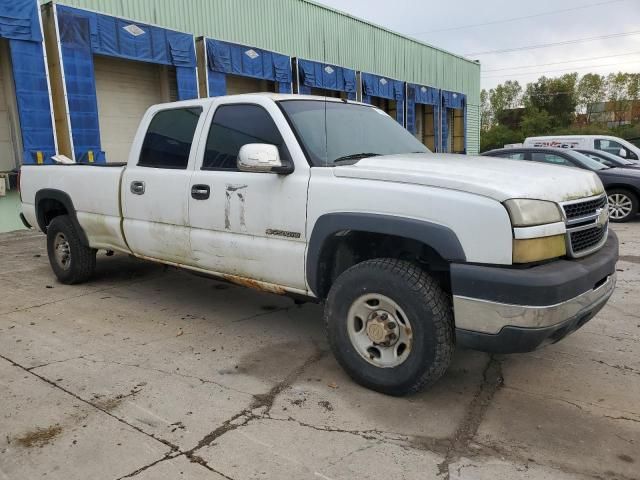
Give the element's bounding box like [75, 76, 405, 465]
[324, 258, 454, 396]
[46, 215, 96, 284]
[607, 189, 638, 222]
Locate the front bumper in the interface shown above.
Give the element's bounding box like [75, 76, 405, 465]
[452, 231, 618, 353]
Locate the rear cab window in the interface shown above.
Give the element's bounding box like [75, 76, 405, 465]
[138, 107, 203, 169]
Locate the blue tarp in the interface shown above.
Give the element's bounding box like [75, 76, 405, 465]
[57, 5, 198, 162]
[297, 59, 356, 100]
[206, 38, 291, 96]
[361, 73, 404, 124]
[0, 0, 56, 164]
[441, 90, 466, 153]
[10, 40, 57, 164]
[406, 83, 440, 151]
[0, 0, 42, 42]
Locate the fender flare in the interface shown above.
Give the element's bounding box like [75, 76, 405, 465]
[306, 212, 466, 297]
[35, 189, 90, 246]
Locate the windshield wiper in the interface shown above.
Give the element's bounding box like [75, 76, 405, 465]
[333, 153, 381, 165]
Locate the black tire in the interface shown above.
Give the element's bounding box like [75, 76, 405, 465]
[324, 258, 454, 396]
[607, 189, 638, 223]
[46, 215, 96, 284]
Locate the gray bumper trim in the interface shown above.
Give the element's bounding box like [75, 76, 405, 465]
[453, 272, 616, 334]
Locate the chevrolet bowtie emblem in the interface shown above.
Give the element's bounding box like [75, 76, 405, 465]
[595, 208, 608, 228]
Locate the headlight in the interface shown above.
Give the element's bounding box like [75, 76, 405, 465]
[504, 199, 562, 227]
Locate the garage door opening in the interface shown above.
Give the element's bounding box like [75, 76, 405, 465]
[414, 103, 436, 151]
[445, 107, 465, 153]
[226, 74, 276, 95]
[370, 96, 398, 121]
[94, 56, 175, 163]
[361, 73, 405, 126]
[0, 40, 20, 172]
[441, 90, 466, 154]
[453, 108, 464, 153]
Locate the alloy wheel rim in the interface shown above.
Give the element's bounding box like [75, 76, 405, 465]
[608, 193, 633, 220]
[347, 293, 413, 368]
[53, 232, 71, 270]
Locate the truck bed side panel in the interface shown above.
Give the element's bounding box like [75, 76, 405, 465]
[21, 165, 129, 252]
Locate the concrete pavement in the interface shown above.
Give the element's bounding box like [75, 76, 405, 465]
[0, 225, 638, 479]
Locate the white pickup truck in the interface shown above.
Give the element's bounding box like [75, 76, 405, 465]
[20, 94, 618, 395]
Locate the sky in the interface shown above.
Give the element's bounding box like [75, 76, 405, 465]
[314, 0, 640, 92]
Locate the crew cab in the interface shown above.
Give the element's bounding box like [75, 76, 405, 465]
[20, 94, 618, 395]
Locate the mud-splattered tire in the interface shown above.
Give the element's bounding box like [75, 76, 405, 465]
[324, 258, 454, 396]
[46, 215, 96, 284]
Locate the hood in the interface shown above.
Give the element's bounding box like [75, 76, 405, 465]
[600, 167, 640, 179]
[333, 153, 604, 203]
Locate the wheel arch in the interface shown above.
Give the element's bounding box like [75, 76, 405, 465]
[605, 184, 640, 199]
[306, 212, 466, 298]
[35, 189, 89, 246]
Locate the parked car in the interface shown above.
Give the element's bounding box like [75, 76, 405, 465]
[524, 135, 640, 161]
[20, 95, 618, 395]
[483, 147, 640, 222]
[577, 149, 640, 169]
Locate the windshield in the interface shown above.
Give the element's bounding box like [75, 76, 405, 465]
[566, 151, 610, 171]
[584, 151, 633, 166]
[279, 100, 429, 166]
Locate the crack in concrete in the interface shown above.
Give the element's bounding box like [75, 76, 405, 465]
[605, 415, 640, 424]
[117, 347, 327, 478]
[471, 439, 640, 480]
[436, 354, 504, 479]
[0, 353, 181, 456]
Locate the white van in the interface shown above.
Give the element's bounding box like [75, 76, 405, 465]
[524, 135, 640, 161]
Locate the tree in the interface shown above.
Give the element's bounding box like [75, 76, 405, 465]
[626, 73, 640, 122]
[521, 108, 552, 137]
[607, 72, 631, 126]
[489, 80, 522, 125]
[480, 89, 492, 131]
[576, 73, 606, 124]
[523, 73, 578, 128]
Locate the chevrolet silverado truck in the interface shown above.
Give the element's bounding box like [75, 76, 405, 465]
[20, 94, 618, 396]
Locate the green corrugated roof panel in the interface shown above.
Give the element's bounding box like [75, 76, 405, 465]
[45, 0, 480, 105]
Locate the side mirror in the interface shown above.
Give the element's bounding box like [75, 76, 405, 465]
[619, 148, 627, 158]
[238, 144, 292, 174]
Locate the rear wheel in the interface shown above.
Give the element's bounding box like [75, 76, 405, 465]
[608, 189, 638, 222]
[46, 215, 96, 284]
[324, 258, 454, 396]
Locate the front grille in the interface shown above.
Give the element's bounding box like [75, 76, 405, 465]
[561, 194, 608, 257]
[570, 223, 607, 253]
[563, 196, 607, 220]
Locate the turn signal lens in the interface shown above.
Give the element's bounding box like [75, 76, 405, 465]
[513, 234, 566, 264]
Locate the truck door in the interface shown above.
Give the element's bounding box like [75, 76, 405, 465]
[188, 101, 309, 291]
[121, 105, 205, 263]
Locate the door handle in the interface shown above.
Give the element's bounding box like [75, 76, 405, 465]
[130, 181, 145, 195]
[191, 184, 210, 200]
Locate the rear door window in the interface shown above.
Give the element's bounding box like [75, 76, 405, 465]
[138, 107, 202, 169]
